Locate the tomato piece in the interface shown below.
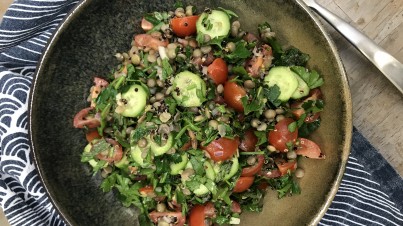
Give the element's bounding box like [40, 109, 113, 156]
[139, 185, 155, 197]
[268, 118, 298, 152]
[149, 211, 186, 226]
[223, 81, 246, 112]
[239, 129, 258, 152]
[189, 202, 216, 226]
[202, 137, 239, 162]
[73, 107, 100, 129]
[91, 77, 109, 107]
[296, 138, 325, 159]
[203, 202, 216, 218]
[94, 77, 109, 88]
[170, 15, 199, 37]
[141, 18, 154, 31]
[134, 34, 168, 51]
[86, 130, 101, 142]
[245, 44, 273, 77]
[257, 181, 269, 190]
[231, 200, 242, 213]
[241, 155, 264, 177]
[180, 140, 192, 151]
[291, 88, 322, 123]
[189, 205, 205, 226]
[275, 159, 297, 176]
[246, 55, 263, 78]
[96, 138, 123, 163]
[207, 58, 228, 85]
[233, 176, 254, 193]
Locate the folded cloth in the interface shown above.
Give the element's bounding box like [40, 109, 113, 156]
[0, 1, 402, 225]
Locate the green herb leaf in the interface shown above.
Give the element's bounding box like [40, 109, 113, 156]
[130, 123, 157, 143]
[298, 119, 321, 137]
[288, 121, 297, 133]
[217, 7, 238, 19]
[223, 41, 252, 63]
[254, 131, 268, 146]
[274, 47, 310, 67]
[161, 58, 173, 80]
[290, 66, 324, 89]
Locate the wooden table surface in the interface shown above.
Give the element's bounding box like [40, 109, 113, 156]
[316, 0, 403, 176]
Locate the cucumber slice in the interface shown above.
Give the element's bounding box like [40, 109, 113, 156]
[115, 155, 129, 169]
[291, 74, 309, 99]
[204, 161, 216, 181]
[116, 84, 148, 117]
[264, 66, 299, 102]
[170, 154, 189, 175]
[223, 156, 239, 181]
[130, 144, 149, 167]
[83, 143, 98, 167]
[172, 71, 206, 107]
[149, 133, 174, 156]
[196, 10, 231, 41]
[193, 184, 209, 196]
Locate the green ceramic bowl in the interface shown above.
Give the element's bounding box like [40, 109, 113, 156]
[29, 0, 352, 225]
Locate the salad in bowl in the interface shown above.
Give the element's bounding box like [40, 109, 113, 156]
[73, 4, 325, 226]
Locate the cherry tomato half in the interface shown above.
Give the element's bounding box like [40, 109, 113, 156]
[223, 81, 246, 112]
[86, 130, 101, 142]
[275, 159, 297, 176]
[189, 205, 205, 226]
[73, 107, 100, 129]
[189, 202, 216, 226]
[268, 118, 298, 152]
[291, 88, 322, 123]
[202, 137, 239, 162]
[149, 211, 186, 226]
[231, 200, 242, 213]
[170, 15, 199, 37]
[96, 138, 123, 163]
[241, 155, 264, 177]
[296, 138, 325, 159]
[233, 176, 254, 193]
[239, 129, 258, 152]
[207, 58, 228, 85]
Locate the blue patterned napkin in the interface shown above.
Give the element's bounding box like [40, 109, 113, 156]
[0, 1, 402, 225]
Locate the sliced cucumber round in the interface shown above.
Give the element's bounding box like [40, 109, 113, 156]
[83, 143, 98, 167]
[204, 160, 216, 181]
[291, 74, 309, 99]
[149, 133, 174, 156]
[170, 153, 189, 175]
[172, 71, 206, 107]
[193, 184, 209, 196]
[115, 155, 129, 169]
[116, 84, 148, 117]
[223, 156, 239, 181]
[264, 66, 299, 102]
[130, 144, 149, 167]
[196, 10, 231, 41]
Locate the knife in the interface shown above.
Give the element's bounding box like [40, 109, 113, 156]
[302, 0, 403, 94]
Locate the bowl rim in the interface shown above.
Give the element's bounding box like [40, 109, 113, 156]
[27, 0, 353, 225]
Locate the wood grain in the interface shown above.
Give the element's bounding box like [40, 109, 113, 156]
[317, 0, 403, 175]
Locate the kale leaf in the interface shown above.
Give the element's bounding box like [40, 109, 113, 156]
[274, 47, 310, 67]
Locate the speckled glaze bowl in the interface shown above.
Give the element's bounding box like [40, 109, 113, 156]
[29, 0, 352, 225]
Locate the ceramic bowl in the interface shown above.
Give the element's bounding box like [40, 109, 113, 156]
[29, 0, 353, 225]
